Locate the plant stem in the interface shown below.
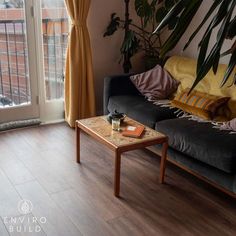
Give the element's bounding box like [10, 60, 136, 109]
[141, 17, 148, 54]
[158, 34, 162, 48]
[123, 0, 131, 73]
[119, 19, 151, 34]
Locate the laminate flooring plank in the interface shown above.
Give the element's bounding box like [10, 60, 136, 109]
[0, 170, 22, 217]
[0, 123, 236, 236]
[0, 218, 9, 236]
[51, 189, 115, 236]
[15, 181, 82, 236]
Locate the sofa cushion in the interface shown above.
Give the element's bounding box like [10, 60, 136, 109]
[108, 95, 178, 128]
[171, 89, 230, 120]
[155, 118, 236, 174]
[130, 65, 180, 100]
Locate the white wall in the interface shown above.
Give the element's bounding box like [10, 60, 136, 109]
[88, 0, 143, 114]
[88, 0, 124, 114]
[169, 0, 234, 64]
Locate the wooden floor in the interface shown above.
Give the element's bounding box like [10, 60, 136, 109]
[0, 123, 236, 236]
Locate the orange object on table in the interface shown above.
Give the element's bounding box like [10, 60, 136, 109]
[122, 125, 145, 138]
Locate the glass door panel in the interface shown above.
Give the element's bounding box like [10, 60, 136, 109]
[41, 0, 68, 101]
[34, 0, 68, 122]
[0, 0, 39, 123]
[0, 1, 30, 107]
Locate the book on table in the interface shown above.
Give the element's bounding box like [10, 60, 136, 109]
[122, 125, 145, 138]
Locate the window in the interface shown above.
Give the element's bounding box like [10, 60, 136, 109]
[41, 0, 68, 100]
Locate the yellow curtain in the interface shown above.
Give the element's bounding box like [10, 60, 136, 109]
[64, 0, 96, 127]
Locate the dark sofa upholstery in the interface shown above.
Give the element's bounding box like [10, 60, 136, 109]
[108, 96, 178, 128]
[156, 118, 236, 174]
[103, 74, 236, 196]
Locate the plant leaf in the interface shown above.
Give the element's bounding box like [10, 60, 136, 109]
[168, 16, 179, 30]
[103, 13, 120, 37]
[165, 0, 175, 10]
[212, 49, 221, 74]
[221, 40, 236, 57]
[196, 0, 229, 71]
[216, 2, 234, 42]
[196, 0, 230, 72]
[135, 0, 150, 17]
[198, 0, 229, 48]
[156, 7, 168, 23]
[190, 45, 218, 93]
[221, 48, 233, 57]
[221, 50, 236, 87]
[226, 16, 236, 39]
[151, 0, 158, 8]
[153, 0, 185, 33]
[183, 0, 223, 50]
[121, 30, 140, 57]
[197, 32, 211, 74]
[160, 0, 203, 58]
[190, 0, 235, 92]
[135, 0, 152, 26]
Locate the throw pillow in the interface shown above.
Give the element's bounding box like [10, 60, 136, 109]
[130, 65, 180, 100]
[171, 89, 230, 120]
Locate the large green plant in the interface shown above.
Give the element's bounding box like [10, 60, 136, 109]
[104, 0, 176, 72]
[154, 0, 236, 92]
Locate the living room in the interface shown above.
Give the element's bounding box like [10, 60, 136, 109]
[0, 0, 235, 235]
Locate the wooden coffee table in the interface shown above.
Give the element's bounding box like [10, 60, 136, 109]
[76, 116, 168, 197]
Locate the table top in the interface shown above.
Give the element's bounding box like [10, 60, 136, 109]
[76, 116, 167, 151]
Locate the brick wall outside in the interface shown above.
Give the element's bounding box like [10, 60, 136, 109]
[0, 8, 68, 105]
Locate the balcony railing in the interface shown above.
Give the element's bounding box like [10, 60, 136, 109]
[0, 17, 68, 107]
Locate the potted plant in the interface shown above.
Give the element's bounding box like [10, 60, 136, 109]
[154, 0, 236, 91]
[104, 0, 176, 73]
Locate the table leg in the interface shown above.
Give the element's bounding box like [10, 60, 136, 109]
[160, 141, 168, 184]
[114, 151, 121, 197]
[76, 124, 80, 164]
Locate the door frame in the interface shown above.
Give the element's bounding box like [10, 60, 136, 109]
[33, 0, 65, 124]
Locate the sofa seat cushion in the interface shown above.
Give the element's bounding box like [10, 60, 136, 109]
[155, 118, 236, 174]
[108, 95, 178, 128]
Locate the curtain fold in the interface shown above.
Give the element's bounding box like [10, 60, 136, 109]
[64, 0, 96, 127]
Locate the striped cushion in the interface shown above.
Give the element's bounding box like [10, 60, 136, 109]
[171, 89, 230, 120]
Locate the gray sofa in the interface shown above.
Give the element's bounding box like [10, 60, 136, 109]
[103, 59, 236, 197]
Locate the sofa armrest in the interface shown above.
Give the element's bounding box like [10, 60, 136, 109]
[103, 74, 140, 114]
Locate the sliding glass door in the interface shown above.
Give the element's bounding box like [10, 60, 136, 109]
[0, 0, 68, 124]
[37, 0, 68, 122]
[0, 0, 39, 123]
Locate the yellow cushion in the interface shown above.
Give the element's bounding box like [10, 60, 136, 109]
[171, 89, 230, 120]
[164, 56, 236, 119]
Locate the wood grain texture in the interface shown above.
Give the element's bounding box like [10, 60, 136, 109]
[15, 181, 82, 236]
[0, 170, 22, 217]
[76, 125, 80, 163]
[160, 141, 168, 184]
[0, 218, 9, 236]
[0, 123, 236, 236]
[114, 150, 121, 197]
